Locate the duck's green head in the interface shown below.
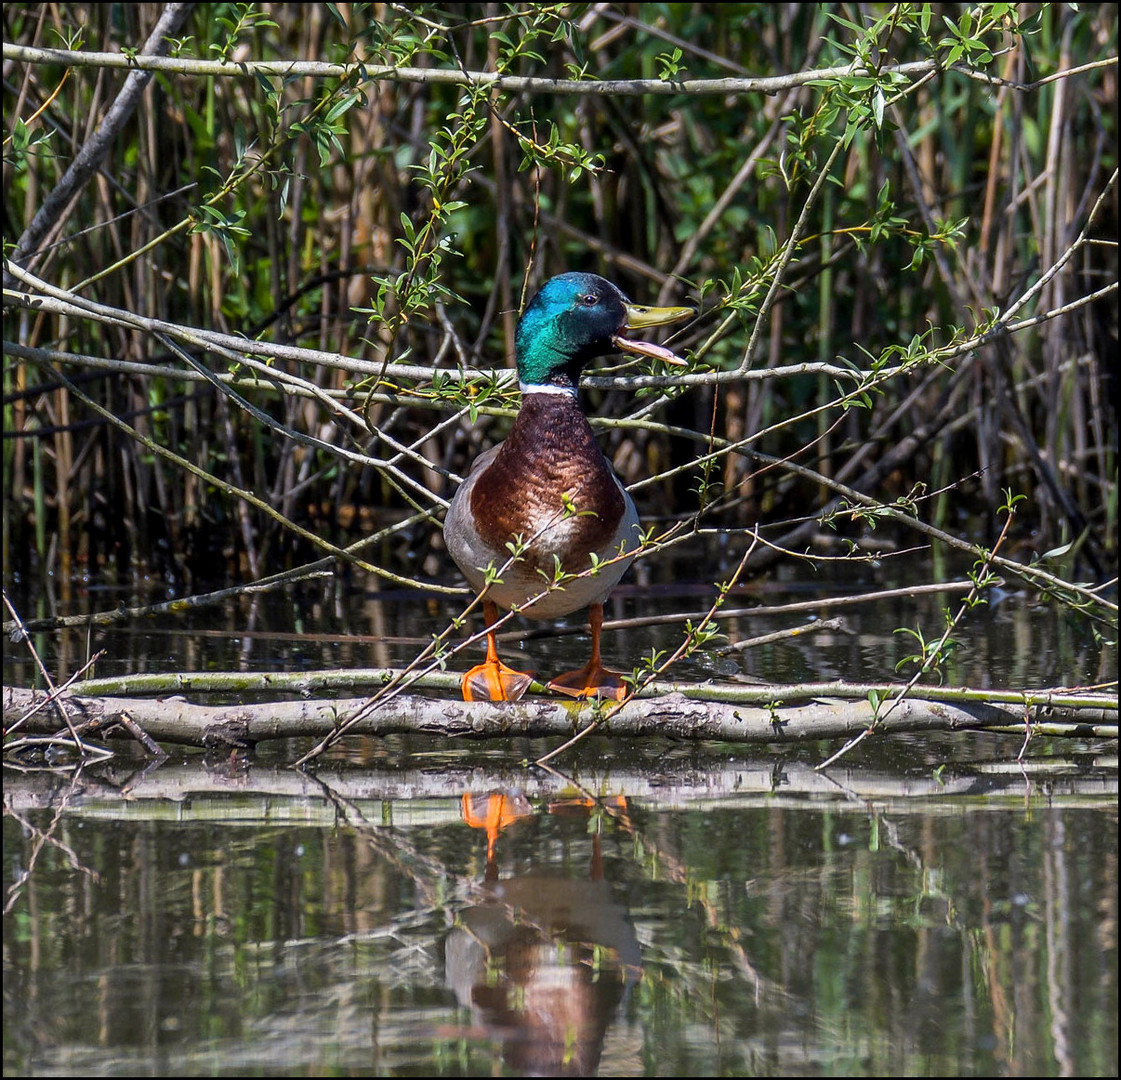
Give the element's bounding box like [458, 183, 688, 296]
[515, 272, 693, 391]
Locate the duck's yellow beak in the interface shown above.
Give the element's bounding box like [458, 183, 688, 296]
[614, 302, 694, 366]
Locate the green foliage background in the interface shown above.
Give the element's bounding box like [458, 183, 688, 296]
[2, 3, 1117, 625]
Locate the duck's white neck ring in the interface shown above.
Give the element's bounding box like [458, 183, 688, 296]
[518, 381, 578, 398]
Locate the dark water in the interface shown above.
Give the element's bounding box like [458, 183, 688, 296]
[3, 558, 1117, 1076]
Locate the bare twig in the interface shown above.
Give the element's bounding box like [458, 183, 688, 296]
[4, 5, 195, 281]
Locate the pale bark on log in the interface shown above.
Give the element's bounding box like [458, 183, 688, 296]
[3, 684, 1114, 753]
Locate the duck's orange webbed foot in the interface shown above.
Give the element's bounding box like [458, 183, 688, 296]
[547, 662, 629, 701]
[461, 600, 535, 702]
[546, 603, 630, 701]
[461, 659, 535, 702]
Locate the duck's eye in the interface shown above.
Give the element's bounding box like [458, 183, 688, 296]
[580, 293, 599, 306]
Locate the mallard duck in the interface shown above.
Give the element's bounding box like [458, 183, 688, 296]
[445, 272, 693, 702]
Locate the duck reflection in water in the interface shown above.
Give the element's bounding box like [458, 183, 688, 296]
[445, 792, 642, 1076]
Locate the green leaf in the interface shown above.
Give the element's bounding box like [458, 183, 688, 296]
[325, 92, 360, 124]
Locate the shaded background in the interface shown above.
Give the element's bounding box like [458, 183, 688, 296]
[3, 3, 1117, 612]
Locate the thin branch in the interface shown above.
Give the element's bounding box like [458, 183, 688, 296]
[38, 359, 464, 595]
[5, 42, 1114, 95]
[4, 5, 195, 281]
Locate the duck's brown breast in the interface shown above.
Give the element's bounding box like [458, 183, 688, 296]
[469, 392, 625, 573]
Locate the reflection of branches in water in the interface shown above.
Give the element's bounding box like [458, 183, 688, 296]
[3, 756, 1113, 818]
[4, 768, 100, 914]
[305, 770, 457, 914]
[3, 751, 1113, 1074]
[535, 762, 781, 1007]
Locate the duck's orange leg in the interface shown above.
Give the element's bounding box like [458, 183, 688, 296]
[548, 603, 630, 701]
[461, 600, 535, 702]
